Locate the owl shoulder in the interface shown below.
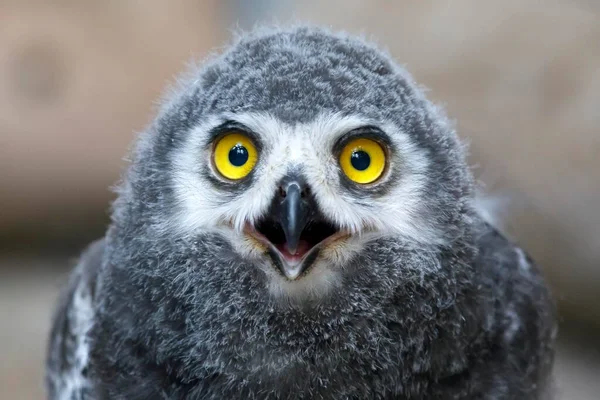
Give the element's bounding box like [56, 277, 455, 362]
[45, 239, 104, 399]
[473, 219, 556, 359]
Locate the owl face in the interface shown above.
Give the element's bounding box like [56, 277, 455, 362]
[169, 110, 433, 294]
[124, 28, 473, 299]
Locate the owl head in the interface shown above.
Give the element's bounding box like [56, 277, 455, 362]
[109, 26, 475, 302]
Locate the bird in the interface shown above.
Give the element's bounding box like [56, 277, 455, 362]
[46, 26, 556, 399]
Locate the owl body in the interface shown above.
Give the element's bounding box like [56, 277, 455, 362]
[46, 27, 555, 399]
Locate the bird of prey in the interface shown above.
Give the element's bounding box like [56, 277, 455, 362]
[46, 27, 556, 399]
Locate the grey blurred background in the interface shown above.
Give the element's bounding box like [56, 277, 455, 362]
[1, 1, 599, 398]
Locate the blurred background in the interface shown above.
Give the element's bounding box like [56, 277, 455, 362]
[1, 0, 599, 398]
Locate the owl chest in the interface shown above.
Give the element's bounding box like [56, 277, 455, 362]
[193, 329, 410, 397]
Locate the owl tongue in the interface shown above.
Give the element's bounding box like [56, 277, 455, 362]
[278, 240, 311, 260]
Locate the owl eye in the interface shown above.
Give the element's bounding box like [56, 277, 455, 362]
[339, 138, 386, 184]
[213, 133, 258, 180]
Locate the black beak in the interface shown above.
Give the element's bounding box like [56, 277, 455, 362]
[253, 173, 339, 280]
[279, 182, 309, 255]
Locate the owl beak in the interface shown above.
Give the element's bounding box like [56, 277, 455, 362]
[251, 175, 339, 280]
[279, 182, 309, 256]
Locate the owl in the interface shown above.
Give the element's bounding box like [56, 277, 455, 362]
[46, 27, 556, 399]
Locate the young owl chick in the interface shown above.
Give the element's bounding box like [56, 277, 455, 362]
[46, 27, 556, 399]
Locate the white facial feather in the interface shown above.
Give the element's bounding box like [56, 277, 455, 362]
[171, 112, 436, 295]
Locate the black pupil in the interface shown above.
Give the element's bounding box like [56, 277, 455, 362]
[350, 150, 370, 171]
[228, 144, 249, 167]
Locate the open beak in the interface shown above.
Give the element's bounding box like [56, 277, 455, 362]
[248, 174, 340, 280]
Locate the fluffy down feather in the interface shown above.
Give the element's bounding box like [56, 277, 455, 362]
[46, 26, 556, 399]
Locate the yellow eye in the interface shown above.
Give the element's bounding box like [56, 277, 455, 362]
[213, 133, 258, 180]
[339, 138, 386, 184]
